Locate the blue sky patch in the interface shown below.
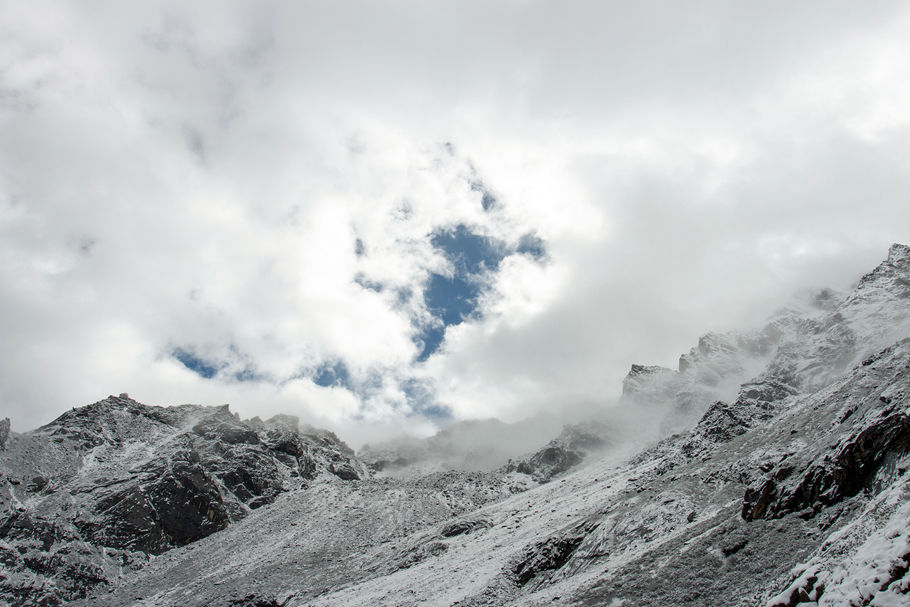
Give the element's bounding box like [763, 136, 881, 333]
[173, 347, 220, 379]
[430, 224, 507, 275]
[312, 360, 352, 389]
[412, 223, 550, 361]
[354, 273, 384, 292]
[470, 180, 498, 211]
[424, 272, 481, 326]
[415, 223, 509, 360]
[415, 323, 446, 362]
[516, 232, 548, 262]
[173, 346, 264, 383]
[350, 223, 549, 365]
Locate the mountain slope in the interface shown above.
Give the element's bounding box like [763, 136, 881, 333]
[2, 243, 909, 607]
[0, 396, 367, 605]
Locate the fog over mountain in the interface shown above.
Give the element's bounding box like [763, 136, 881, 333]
[2, 2, 910, 444]
[6, 4, 910, 606]
[2, 244, 910, 606]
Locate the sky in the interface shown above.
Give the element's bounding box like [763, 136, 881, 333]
[2, 1, 910, 446]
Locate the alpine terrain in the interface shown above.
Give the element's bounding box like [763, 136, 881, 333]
[2, 243, 910, 607]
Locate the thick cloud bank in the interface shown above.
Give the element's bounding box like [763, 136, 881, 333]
[2, 1, 910, 444]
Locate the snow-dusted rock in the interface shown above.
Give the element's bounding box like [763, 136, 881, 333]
[0, 396, 366, 606]
[0, 418, 9, 451]
[503, 423, 612, 483]
[359, 417, 561, 477]
[2, 243, 910, 607]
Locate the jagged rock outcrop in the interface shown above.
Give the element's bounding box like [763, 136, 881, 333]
[742, 350, 910, 521]
[3, 243, 910, 607]
[504, 423, 610, 482]
[621, 364, 675, 397]
[511, 521, 598, 588]
[626, 244, 910, 439]
[0, 395, 366, 606]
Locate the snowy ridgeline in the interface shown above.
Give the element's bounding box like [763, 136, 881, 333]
[0, 243, 909, 607]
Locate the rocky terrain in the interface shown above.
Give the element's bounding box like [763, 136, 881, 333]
[1, 243, 909, 606]
[0, 397, 368, 605]
[359, 417, 563, 477]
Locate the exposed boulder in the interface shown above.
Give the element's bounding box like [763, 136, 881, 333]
[512, 522, 597, 587]
[440, 518, 492, 537]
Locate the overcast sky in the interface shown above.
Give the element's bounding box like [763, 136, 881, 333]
[2, 1, 910, 445]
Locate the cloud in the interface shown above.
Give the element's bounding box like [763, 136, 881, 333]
[2, 1, 910, 446]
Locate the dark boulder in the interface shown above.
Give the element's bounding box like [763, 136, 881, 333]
[512, 522, 597, 587]
[440, 518, 492, 537]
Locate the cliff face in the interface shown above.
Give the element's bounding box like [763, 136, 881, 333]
[2, 244, 910, 607]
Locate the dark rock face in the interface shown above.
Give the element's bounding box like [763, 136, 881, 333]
[0, 396, 367, 606]
[80, 457, 233, 554]
[229, 594, 284, 607]
[740, 338, 910, 523]
[512, 522, 596, 587]
[693, 401, 751, 443]
[504, 424, 608, 482]
[743, 410, 910, 521]
[512, 447, 581, 479]
[513, 537, 583, 585]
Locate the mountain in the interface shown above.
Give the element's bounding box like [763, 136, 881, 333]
[359, 416, 580, 477]
[1, 243, 909, 606]
[0, 397, 367, 605]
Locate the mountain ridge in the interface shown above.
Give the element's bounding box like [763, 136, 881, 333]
[2, 243, 909, 606]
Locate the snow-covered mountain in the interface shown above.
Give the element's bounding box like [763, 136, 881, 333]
[1, 243, 909, 606]
[0, 397, 368, 604]
[359, 417, 565, 477]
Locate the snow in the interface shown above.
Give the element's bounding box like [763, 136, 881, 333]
[815, 481, 910, 606]
[4, 244, 910, 607]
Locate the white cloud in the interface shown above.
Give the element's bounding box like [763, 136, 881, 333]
[2, 1, 910, 446]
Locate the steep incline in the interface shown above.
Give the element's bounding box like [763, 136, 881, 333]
[288, 339, 909, 606]
[2, 244, 909, 607]
[624, 243, 910, 431]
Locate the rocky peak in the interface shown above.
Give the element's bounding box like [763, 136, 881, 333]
[624, 244, 910, 435]
[622, 364, 675, 397]
[847, 242, 910, 301]
[887, 241, 910, 266]
[0, 397, 369, 605]
[504, 422, 612, 483]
